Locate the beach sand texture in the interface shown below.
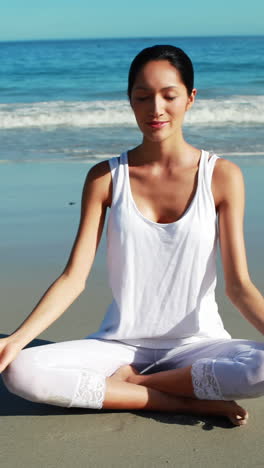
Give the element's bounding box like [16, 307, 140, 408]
[0, 160, 263, 468]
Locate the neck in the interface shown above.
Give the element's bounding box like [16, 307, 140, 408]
[132, 132, 199, 168]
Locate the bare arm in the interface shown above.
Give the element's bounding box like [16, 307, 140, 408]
[0, 161, 112, 369]
[214, 159, 264, 334]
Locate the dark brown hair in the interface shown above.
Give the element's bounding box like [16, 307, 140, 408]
[127, 44, 194, 100]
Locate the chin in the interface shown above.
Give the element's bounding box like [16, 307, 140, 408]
[143, 131, 172, 143]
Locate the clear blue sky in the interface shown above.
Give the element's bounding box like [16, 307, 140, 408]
[1, 0, 263, 41]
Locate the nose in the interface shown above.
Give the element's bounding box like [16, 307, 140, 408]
[149, 95, 164, 117]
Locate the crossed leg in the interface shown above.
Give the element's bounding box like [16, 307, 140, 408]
[3, 337, 263, 426]
[106, 338, 264, 426]
[105, 365, 248, 426]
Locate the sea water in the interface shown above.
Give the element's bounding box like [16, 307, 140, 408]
[0, 36, 263, 164]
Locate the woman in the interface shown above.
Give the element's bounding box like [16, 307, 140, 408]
[1, 45, 263, 426]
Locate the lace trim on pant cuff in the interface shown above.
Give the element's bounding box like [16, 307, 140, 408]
[191, 358, 223, 400]
[70, 371, 106, 409]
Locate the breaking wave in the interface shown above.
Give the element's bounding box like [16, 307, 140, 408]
[0, 96, 264, 129]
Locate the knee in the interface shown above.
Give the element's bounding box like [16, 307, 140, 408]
[243, 349, 264, 386]
[2, 348, 43, 403]
[2, 348, 107, 409]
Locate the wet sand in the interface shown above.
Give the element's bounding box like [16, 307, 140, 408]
[0, 160, 263, 467]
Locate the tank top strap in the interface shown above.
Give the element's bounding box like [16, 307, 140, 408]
[198, 150, 220, 213]
[201, 150, 220, 186]
[208, 152, 220, 180]
[108, 153, 126, 205]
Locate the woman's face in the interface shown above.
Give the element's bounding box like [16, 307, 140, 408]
[130, 60, 196, 143]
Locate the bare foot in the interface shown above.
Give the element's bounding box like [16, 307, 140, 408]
[110, 367, 248, 426]
[187, 399, 249, 426]
[111, 364, 140, 382]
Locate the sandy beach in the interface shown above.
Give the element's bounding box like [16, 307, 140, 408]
[0, 160, 263, 468]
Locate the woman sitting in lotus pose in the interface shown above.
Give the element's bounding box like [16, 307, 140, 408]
[1, 45, 264, 426]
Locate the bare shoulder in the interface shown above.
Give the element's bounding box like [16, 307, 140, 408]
[83, 159, 112, 206]
[212, 157, 245, 207]
[86, 159, 111, 182]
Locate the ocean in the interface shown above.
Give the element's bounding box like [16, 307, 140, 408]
[0, 36, 264, 165]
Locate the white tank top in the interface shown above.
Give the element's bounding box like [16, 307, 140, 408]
[87, 150, 231, 348]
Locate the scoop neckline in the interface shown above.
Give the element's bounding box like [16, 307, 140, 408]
[123, 149, 205, 228]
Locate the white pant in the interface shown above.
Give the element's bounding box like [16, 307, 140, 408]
[2, 338, 264, 409]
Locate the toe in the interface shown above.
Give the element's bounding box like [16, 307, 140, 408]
[230, 412, 248, 426]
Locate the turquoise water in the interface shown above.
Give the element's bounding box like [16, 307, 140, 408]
[0, 36, 264, 163]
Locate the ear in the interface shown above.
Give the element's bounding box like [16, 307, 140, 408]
[186, 88, 197, 111]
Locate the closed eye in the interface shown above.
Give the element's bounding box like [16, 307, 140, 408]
[135, 96, 176, 102]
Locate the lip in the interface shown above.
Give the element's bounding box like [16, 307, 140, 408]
[147, 121, 169, 129]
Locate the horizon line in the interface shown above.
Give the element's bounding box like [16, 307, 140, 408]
[0, 33, 264, 43]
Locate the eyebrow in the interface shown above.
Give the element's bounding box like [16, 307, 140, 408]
[133, 86, 179, 91]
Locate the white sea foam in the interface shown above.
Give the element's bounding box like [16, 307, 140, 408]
[1, 153, 264, 165]
[0, 154, 117, 164]
[0, 96, 264, 129]
[220, 152, 264, 157]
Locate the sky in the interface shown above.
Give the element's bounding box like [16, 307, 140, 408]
[0, 0, 263, 41]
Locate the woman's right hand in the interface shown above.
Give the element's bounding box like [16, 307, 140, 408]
[0, 337, 23, 373]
